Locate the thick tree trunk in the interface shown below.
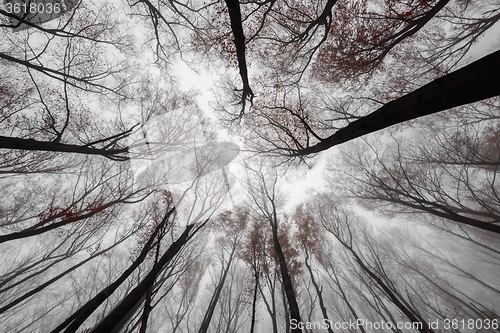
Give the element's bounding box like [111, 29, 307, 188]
[49, 208, 175, 333]
[138, 281, 154, 333]
[223, 0, 253, 115]
[295, 49, 500, 156]
[280, 281, 291, 333]
[89, 223, 197, 333]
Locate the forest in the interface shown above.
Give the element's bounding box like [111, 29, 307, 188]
[0, 0, 499, 332]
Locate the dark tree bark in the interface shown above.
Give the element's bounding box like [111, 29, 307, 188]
[303, 249, 334, 333]
[249, 271, 259, 333]
[49, 207, 175, 333]
[138, 231, 163, 333]
[223, 0, 254, 117]
[138, 282, 154, 333]
[0, 135, 131, 161]
[297, 0, 339, 41]
[268, 215, 302, 332]
[89, 222, 200, 333]
[294, 49, 500, 156]
[198, 244, 237, 333]
[247, 169, 302, 332]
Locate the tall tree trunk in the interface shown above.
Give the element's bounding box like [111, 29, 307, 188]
[336, 237, 435, 333]
[198, 245, 237, 333]
[294, 49, 500, 156]
[269, 217, 302, 333]
[303, 250, 334, 333]
[138, 281, 154, 333]
[250, 272, 259, 333]
[223, 0, 254, 116]
[138, 235, 162, 333]
[90, 222, 199, 333]
[259, 277, 279, 333]
[280, 281, 291, 333]
[49, 208, 175, 333]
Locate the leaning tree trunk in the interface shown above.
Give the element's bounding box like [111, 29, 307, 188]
[198, 244, 237, 333]
[0, 198, 128, 244]
[295, 49, 500, 156]
[303, 249, 334, 333]
[90, 223, 198, 333]
[338, 238, 435, 333]
[250, 271, 259, 333]
[380, 194, 500, 234]
[49, 208, 175, 333]
[138, 234, 163, 333]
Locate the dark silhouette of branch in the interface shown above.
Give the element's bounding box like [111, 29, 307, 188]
[355, 0, 451, 72]
[0, 124, 139, 161]
[49, 207, 176, 333]
[293, 49, 500, 156]
[89, 221, 205, 333]
[0, 52, 126, 95]
[224, 0, 254, 118]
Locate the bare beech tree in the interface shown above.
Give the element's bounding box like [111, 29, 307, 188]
[197, 210, 247, 333]
[247, 50, 500, 159]
[244, 164, 303, 333]
[315, 196, 435, 333]
[332, 103, 500, 234]
[1, 0, 499, 332]
[305, 191, 500, 333]
[290, 204, 335, 333]
[240, 215, 268, 333]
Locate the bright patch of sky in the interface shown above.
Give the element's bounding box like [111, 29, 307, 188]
[466, 20, 500, 60]
[167, 19, 500, 214]
[172, 60, 220, 117]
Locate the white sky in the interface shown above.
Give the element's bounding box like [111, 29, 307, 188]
[465, 18, 500, 60]
[168, 19, 500, 214]
[172, 60, 220, 117]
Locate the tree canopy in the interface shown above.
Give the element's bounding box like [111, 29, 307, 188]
[1, 0, 499, 332]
